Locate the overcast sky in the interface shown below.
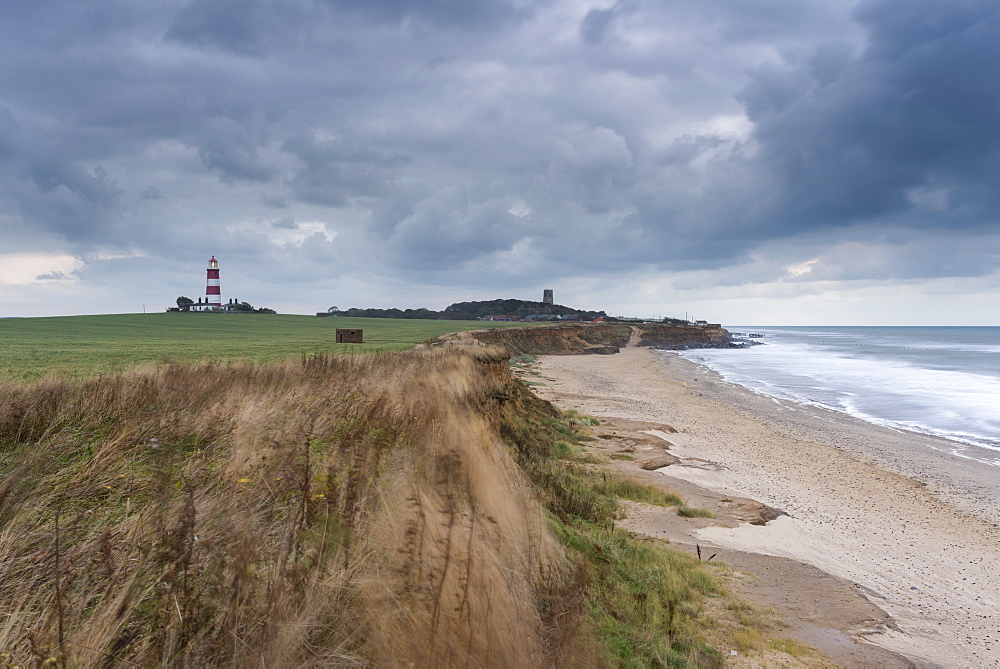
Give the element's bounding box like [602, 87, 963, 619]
[2, 0, 999, 324]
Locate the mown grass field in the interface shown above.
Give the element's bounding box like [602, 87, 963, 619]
[0, 313, 534, 382]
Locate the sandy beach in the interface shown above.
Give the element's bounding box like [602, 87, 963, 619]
[531, 347, 1000, 667]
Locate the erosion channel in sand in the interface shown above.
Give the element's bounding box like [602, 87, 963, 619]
[530, 347, 1000, 667]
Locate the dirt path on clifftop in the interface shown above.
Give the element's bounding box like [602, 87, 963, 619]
[627, 326, 642, 348]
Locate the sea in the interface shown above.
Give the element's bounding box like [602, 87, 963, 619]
[678, 326, 1000, 467]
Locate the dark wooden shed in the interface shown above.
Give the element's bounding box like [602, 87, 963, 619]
[336, 328, 364, 343]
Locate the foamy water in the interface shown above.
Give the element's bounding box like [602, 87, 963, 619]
[680, 326, 1000, 466]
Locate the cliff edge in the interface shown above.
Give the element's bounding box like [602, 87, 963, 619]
[424, 322, 732, 355]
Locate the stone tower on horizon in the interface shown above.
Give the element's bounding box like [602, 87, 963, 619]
[543, 289, 553, 305]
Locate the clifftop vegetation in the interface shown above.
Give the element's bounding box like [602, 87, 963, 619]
[331, 298, 607, 321]
[0, 349, 566, 665]
[0, 345, 741, 666]
[0, 321, 779, 666]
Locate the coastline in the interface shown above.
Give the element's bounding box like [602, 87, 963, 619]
[531, 347, 1000, 667]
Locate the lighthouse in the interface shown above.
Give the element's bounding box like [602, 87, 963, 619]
[205, 256, 222, 307]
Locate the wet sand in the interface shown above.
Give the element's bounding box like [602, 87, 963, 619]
[531, 347, 1000, 667]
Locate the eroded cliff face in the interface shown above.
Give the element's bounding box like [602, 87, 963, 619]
[427, 322, 731, 355]
[633, 323, 731, 350]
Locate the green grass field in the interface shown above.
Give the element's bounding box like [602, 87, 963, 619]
[0, 313, 534, 382]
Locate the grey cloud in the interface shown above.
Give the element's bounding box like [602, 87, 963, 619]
[35, 271, 68, 281]
[271, 216, 297, 229]
[668, 227, 1000, 290]
[376, 189, 527, 269]
[323, 0, 527, 29]
[14, 162, 125, 242]
[283, 133, 409, 206]
[543, 127, 634, 215]
[0, 106, 20, 160]
[19, 162, 123, 220]
[799, 232, 1000, 282]
[166, 0, 273, 56]
[194, 117, 278, 184]
[165, 0, 326, 57]
[263, 194, 290, 208]
[23, 163, 122, 205]
[580, 4, 621, 45]
[855, 0, 996, 60]
[740, 0, 1000, 235]
[807, 42, 856, 87]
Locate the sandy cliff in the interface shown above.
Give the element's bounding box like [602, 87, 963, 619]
[427, 322, 732, 355]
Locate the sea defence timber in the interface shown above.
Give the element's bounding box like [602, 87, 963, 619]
[423, 322, 732, 356]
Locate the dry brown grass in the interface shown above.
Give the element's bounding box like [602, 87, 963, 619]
[0, 348, 584, 666]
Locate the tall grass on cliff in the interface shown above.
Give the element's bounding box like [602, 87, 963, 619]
[1, 337, 749, 666]
[0, 348, 584, 666]
[497, 369, 725, 667]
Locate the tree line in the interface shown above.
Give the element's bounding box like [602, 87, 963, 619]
[327, 298, 607, 321]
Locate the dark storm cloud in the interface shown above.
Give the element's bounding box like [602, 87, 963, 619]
[324, 0, 528, 29]
[165, 0, 302, 56]
[2, 0, 999, 316]
[0, 106, 20, 160]
[740, 0, 1000, 236]
[14, 161, 125, 244]
[378, 188, 528, 268]
[195, 116, 278, 184]
[282, 133, 409, 206]
[580, 4, 620, 45]
[271, 217, 297, 230]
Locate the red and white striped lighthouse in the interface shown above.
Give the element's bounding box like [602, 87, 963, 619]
[205, 256, 222, 307]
